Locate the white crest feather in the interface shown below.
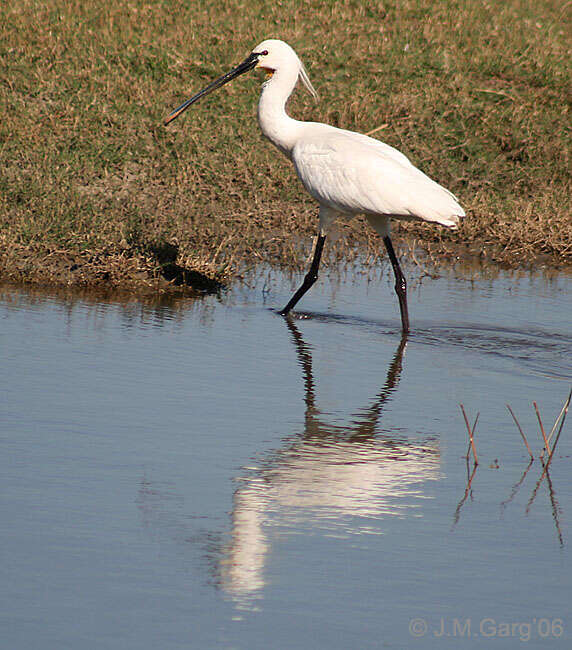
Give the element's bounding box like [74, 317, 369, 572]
[299, 63, 318, 100]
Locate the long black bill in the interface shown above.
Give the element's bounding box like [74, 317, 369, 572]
[164, 52, 260, 126]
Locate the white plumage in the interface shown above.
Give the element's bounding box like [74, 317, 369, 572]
[292, 128, 464, 234]
[165, 38, 465, 333]
[253, 40, 464, 236]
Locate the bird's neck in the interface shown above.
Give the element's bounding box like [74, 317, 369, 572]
[257, 68, 303, 158]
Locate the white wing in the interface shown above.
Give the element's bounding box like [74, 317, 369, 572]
[292, 124, 464, 228]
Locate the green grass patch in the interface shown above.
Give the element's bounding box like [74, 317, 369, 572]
[1, 0, 570, 289]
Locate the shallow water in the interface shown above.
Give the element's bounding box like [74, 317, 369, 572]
[1, 267, 571, 648]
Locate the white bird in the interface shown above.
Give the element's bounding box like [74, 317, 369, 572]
[165, 39, 465, 334]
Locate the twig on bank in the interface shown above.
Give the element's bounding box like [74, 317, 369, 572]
[474, 88, 516, 101]
[364, 123, 389, 136]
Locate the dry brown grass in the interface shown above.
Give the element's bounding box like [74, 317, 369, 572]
[1, 0, 570, 290]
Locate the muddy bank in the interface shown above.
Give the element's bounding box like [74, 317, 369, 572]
[1, 224, 569, 295]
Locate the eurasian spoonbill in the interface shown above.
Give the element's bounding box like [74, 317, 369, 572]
[165, 39, 465, 333]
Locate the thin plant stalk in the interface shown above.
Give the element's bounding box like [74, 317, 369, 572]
[506, 404, 534, 460]
[546, 396, 569, 446]
[533, 401, 550, 458]
[543, 388, 571, 472]
[460, 404, 479, 465]
[529, 389, 571, 504]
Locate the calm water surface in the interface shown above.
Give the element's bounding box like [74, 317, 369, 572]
[1, 267, 571, 648]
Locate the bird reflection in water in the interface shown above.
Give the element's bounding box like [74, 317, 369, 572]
[219, 323, 441, 605]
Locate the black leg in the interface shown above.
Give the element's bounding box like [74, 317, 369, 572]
[383, 235, 410, 334]
[279, 233, 326, 316]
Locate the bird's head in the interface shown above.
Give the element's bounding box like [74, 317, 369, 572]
[251, 39, 318, 99]
[165, 39, 317, 125]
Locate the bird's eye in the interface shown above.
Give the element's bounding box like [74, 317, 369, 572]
[260, 50, 268, 56]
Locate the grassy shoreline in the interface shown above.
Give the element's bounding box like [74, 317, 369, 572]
[1, 0, 570, 292]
